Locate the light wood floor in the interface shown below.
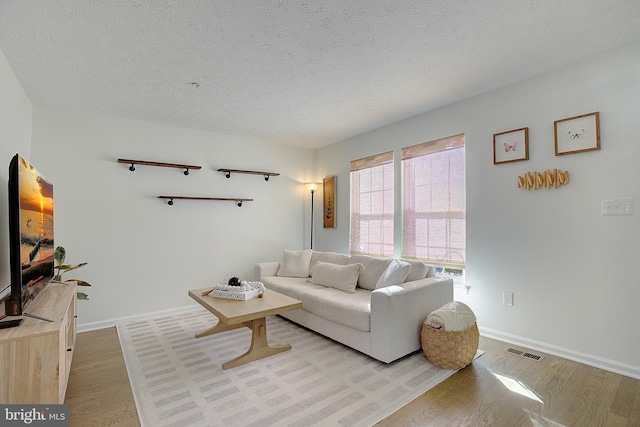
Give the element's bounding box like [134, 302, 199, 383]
[65, 327, 640, 427]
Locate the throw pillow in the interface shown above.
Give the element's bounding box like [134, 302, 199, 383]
[426, 264, 436, 278]
[276, 249, 313, 278]
[401, 259, 430, 282]
[309, 251, 350, 276]
[375, 259, 411, 289]
[311, 262, 363, 293]
[348, 255, 392, 290]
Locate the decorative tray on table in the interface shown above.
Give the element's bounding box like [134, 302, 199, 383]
[206, 281, 266, 300]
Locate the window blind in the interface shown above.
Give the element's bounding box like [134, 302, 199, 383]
[401, 134, 465, 268]
[350, 151, 394, 257]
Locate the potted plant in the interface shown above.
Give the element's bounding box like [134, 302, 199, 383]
[53, 246, 92, 300]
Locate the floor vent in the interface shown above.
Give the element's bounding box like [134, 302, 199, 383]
[505, 347, 543, 362]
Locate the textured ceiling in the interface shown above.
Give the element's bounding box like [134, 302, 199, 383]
[0, 1, 639, 149]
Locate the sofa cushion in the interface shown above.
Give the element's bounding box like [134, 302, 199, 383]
[348, 255, 392, 290]
[299, 287, 371, 332]
[311, 262, 363, 294]
[309, 251, 350, 276]
[375, 259, 411, 289]
[426, 265, 436, 278]
[262, 276, 326, 300]
[401, 259, 430, 282]
[277, 249, 312, 278]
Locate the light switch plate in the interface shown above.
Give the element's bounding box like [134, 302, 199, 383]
[602, 198, 634, 216]
[503, 291, 514, 306]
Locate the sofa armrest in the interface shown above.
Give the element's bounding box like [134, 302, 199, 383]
[370, 276, 453, 363]
[255, 261, 280, 280]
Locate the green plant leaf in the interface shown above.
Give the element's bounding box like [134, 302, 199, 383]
[54, 246, 66, 265]
[56, 262, 88, 273]
[67, 279, 92, 287]
[54, 246, 93, 301]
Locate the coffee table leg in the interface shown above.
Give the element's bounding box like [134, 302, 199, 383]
[221, 317, 291, 370]
[195, 321, 245, 338]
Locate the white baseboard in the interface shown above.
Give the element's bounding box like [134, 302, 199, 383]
[479, 326, 640, 380]
[77, 304, 201, 333]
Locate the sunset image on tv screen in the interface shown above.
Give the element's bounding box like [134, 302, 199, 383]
[17, 155, 54, 308]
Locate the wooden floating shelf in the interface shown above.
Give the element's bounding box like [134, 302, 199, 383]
[118, 158, 202, 175]
[217, 168, 280, 181]
[158, 196, 254, 207]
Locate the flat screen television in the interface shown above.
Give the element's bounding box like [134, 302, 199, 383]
[3, 154, 55, 316]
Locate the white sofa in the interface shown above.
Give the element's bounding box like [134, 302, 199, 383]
[255, 250, 453, 363]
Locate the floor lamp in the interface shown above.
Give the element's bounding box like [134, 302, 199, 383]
[306, 183, 319, 249]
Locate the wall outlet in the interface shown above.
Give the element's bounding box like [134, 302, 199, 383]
[503, 291, 514, 306]
[602, 197, 634, 216]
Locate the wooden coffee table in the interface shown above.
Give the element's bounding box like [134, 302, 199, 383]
[188, 288, 302, 369]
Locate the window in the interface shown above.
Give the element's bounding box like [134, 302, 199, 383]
[350, 151, 394, 257]
[401, 134, 465, 268]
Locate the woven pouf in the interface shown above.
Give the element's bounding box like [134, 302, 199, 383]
[421, 321, 479, 369]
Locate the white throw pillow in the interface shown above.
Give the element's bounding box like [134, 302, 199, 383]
[276, 249, 313, 278]
[348, 255, 392, 290]
[375, 259, 411, 289]
[309, 251, 350, 276]
[311, 262, 363, 293]
[401, 259, 430, 282]
[426, 265, 436, 278]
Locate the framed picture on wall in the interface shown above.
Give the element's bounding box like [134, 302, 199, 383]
[554, 112, 600, 156]
[493, 127, 529, 164]
[323, 176, 336, 228]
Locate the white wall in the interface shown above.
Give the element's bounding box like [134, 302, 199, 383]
[0, 47, 32, 309]
[314, 43, 640, 377]
[29, 106, 315, 327]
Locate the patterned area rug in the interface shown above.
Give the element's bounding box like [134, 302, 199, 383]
[117, 308, 478, 427]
